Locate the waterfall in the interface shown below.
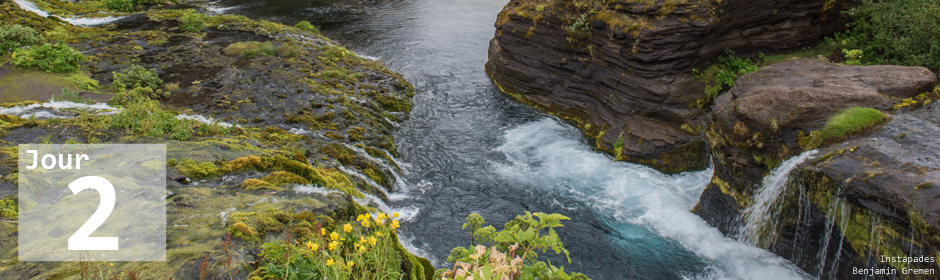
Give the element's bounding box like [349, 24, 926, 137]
[814, 190, 848, 280]
[738, 150, 818, 247]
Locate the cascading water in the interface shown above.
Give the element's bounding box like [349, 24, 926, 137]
[737, 150, 818, 247]
[492, 119, 809, 280]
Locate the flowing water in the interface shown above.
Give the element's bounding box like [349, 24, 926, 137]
[737, 150, 818, 248]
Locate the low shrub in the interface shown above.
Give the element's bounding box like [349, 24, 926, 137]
[180, 13, 204, 33]
[44, 26, 71, 43]
[112, 65, 163, 91]
[11, 43, 85, 73]
[109, 98, 192, 140]
[0, 24, 43, 55]
[437, 212, 591, 280]
[223, 41, 276, 58]
[112, 86, 169, 106]
[70, 72, 100, 91]
[295, 20, 319, 34]
[835, 0, 940, 76]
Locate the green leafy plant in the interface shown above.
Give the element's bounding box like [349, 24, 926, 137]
[833, 0, 940, 78]
[438, 212, 591, 280]
[180, 13, 204, 33]
[692, 50, 759, 108]
[112, 65, 163, 91]
[70, 72, 100, 91]
[44, 26, 72, 43]
[11, 43, 86, 73]
[842, 49, 863, 65]
[295, 20, 319, 34]
[0, 24, 43, 55]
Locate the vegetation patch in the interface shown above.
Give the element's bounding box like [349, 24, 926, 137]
[692, 50, 759, 108]
[11, 43, 85, 74]
[833, 0, 940, 78]
[294, 20, 319, 34]
[111, 65, 163, 92]
[437, 212, 591, 280]
[799, 107, 887, 149]
[0, 24, 43, 55]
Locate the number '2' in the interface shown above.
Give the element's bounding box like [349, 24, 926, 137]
[68, 176, 119, 251]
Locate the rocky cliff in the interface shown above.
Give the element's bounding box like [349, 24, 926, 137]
[695, 59, 939, 279]
[485, 0, 851, 173]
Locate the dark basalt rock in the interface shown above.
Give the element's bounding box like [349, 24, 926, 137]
[697, 59, 939, 278]
[486, 0, 852, 172]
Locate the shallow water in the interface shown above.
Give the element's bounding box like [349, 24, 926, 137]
[214, 0, 809, 278]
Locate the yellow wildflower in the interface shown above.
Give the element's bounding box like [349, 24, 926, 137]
[347, 261, 355, 269]
[359, 245, 366, 252]
[369, 236, 377, 246]
[376, 212, 387, 221]
[376, 231, 384, 237]
[359, 236, 367, 244]
[326, 258, 334, 266]
[344, 223, 353, 233]
[321, 228, 327, 236]
[329, 241, 338, 250]
[391, 219, 400, 230]
[109, 263, 114, 267]
[361, 219, 371, 228]
[306, 241, 319, 251]
[330, 232, 339, 241]
[393, 212, 400, 218]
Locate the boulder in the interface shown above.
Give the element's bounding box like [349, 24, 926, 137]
[698, 59, 940, 277]
[486, 0, 853, 172]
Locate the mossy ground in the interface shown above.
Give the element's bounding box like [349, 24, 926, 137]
[0, 0, 425, 277]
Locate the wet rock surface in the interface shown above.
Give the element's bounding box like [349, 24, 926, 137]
[696, 59, 940, 278]
[485, 0, 851, 172]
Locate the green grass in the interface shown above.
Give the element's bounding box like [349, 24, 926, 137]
[223, 41, 276, 58]
[802, 107, 887, 148]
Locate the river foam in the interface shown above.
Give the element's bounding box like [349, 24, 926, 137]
[492, 118, 809, 280]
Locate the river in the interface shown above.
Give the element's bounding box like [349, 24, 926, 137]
[211, 0, 809, 278]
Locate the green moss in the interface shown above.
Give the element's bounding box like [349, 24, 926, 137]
[0, 196, 17, 219]
[241, 178, 280, 191]
[261, 171, 310, 186]
[803, 107, 887, 149]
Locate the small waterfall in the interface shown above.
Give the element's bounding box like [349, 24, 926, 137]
[738, 150, 818, 247]
[815, 191, 848, 280]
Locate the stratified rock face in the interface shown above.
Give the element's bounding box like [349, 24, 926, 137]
[697, 59, 939, 278]
[485, 0, 850, 173]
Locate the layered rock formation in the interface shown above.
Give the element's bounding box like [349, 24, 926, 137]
[695, 59, 939, 278]
[486, 0, 851, 172]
